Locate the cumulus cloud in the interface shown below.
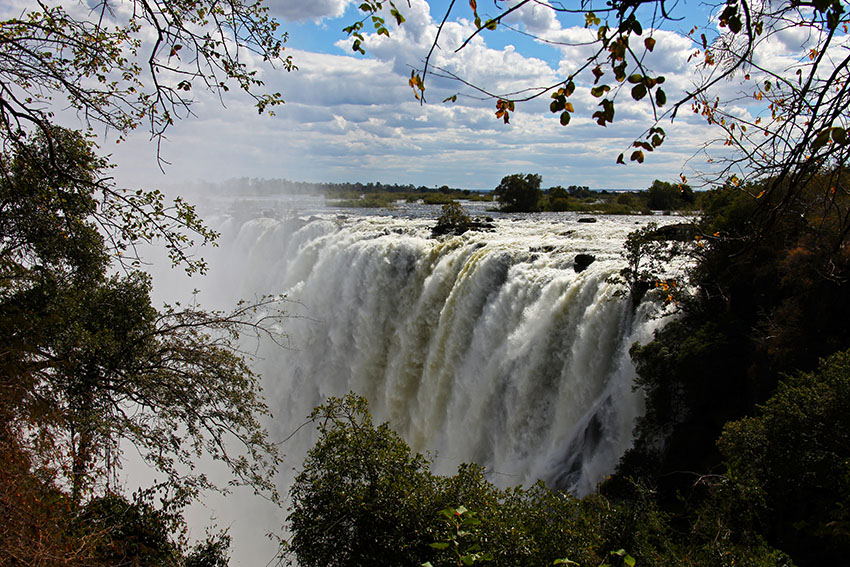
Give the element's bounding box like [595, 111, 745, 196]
[501, 0, 561, 34]
[265, 0, 354, 22]
[106, 0, 749, 192]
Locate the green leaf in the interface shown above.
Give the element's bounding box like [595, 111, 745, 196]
[832, 127, 847, 145]
[560, 111, 571, 126]
[390, 8, 405, 25]
[591, 85, 610, 97]
[631, 84, 647, 101]
[813, 128, 832, 150]
[429, 542, 450, 550]
[656, 88, 666, 106]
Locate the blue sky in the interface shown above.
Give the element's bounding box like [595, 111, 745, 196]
[81, 1, 798, 191]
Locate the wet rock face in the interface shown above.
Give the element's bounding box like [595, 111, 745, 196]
[574, 253, 596, 273]
[578, 217, 597, 223]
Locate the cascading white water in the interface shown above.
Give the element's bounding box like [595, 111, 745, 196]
[145, 201, 679, 565]
[188, 207, 671, 496]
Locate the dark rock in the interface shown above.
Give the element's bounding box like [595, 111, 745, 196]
[578, 217, 597, 223]
[574, 253, 596, 273]
[650, 222, 697, 241]
[431, 217, 495, 238]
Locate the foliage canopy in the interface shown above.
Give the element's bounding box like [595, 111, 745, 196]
[494, 173, 543, 212]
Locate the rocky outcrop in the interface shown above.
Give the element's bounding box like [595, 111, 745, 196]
[574, 253, 596, 273]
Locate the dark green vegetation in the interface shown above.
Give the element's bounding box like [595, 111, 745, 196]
[611, 177, 850, 566]
[287, 394, 677, 567]
[287, 174, 850, 567]
[431, 201, 495, 236]
[329, 187, 493, 209]
[494, 173, 544, 212]
[492, 174, 697, 214]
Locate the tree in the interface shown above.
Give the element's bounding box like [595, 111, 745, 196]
[494, 173, 542, 212]
[604, 178, 850, 566]
[1, 0, 296, 561]
[646, 180, 695, 211]
[288, 394, 442, 567]
[433, 200, 474, 236]
[290, 395, 793, 567]
[0, 128, 289, 567]
[0, 0, 292, 148]
[1, 0, 295, 272]
[718, 349, 850, 564]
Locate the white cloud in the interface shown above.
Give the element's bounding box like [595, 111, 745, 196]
[502, 0, 561, 34]
[104, 0, 761, 193]
[265, 0, 354, 22]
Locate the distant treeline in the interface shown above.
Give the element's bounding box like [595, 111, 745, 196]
[184, 176, 700, 214]
[187, 177, 488, 197]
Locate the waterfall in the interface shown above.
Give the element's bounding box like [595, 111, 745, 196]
[189, 209, 669, 496]
[143, 204, 678, 565]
